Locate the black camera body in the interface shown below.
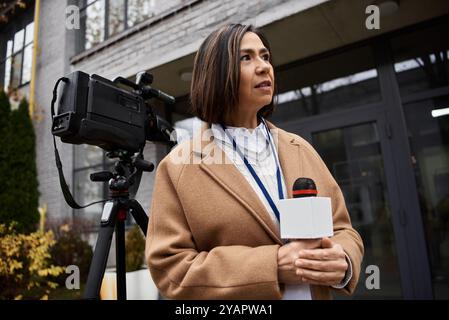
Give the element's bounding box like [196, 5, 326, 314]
[52, 71, 174, 153]
[50, 71, 175, 297]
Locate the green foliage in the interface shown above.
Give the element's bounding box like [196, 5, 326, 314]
[0, 91, 10, 128]
[0, 95, 39, 233]
[0, 223, 65, 300]
[125, 224, 146, 272]
[0, 91, 12, 223]
[49, 223, 93, 284]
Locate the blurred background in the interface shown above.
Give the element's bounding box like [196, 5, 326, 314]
[0, 0, 448, 299]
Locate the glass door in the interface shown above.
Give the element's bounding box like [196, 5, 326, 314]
[390, 17, 449, 299]
[281, 105, 406, 299]
[402, 94, 449, 299]
[311, 121, 401, 299]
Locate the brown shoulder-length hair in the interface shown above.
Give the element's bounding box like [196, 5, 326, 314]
[190, 24, 276, 125]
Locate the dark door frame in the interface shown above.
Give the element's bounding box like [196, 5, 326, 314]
[374, 39, 433, 299]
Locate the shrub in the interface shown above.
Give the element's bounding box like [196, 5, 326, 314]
[0, 223, 65, 299]
[0, 92, 12, 229]
[125, 224, 146, 272]
[46, 219, 94, 285]
[0, 96, 39, 233]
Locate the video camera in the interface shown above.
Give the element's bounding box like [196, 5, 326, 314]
[49, 71, 177, 299]
[52, 70, 176, 153]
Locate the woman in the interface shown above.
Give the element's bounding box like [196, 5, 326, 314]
[145, 24, 363, 300]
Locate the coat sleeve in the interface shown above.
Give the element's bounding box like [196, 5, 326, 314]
[145, 157, 282, 300]
[301, 139, 364, 296]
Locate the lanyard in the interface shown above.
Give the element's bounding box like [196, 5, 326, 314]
[221, 119, 284, 221]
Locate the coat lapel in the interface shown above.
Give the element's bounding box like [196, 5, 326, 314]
[196, 121, 302, 246]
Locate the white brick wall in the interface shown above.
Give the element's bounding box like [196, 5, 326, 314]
[34, 0, 75, 221]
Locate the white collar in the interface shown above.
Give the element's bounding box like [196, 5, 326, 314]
[211, 120, 270, 157]
[211, 119, 268, 140]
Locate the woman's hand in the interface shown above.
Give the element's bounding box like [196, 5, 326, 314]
[294, 237, 348, 286]
[277, 239, 321, 284]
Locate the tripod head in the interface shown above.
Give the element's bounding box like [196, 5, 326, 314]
[90, 149, 154, 199]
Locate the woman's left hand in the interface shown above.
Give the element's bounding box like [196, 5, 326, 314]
[294, 237, 348, 286]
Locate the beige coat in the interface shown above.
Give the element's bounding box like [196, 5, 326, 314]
[145, 121, 364, 300]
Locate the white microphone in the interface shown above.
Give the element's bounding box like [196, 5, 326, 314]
[278, 178, 333, 239]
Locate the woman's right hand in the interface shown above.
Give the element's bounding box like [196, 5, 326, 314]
[277, 239, 321, 284]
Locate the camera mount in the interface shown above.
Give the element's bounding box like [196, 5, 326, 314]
[84, 151, 153, 300]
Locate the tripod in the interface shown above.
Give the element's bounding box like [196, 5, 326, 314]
[84, 151, 154, 300]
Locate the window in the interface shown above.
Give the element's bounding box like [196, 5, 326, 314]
[2, 21, 34, 92]
[108, 0, 125, 37]
[79, 0, 155, 52]
[391, 19, 449, 97]
[272, 46, 380, 123]
[127, 0, 154, 28]
[77, 0, 189, 54]
[81, 0, 105, 50]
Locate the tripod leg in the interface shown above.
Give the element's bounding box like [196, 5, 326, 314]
[84, 200, 118, 299]
[128, 199, 149, 236]
[115, 212, 127, 300]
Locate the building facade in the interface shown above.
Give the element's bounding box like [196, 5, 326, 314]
[1, 0, 449, 299]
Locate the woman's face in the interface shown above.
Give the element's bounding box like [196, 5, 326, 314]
[237, 32, 274, 114]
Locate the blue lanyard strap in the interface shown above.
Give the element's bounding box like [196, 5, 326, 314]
[262, 119, 284, 200]
[221, 120, 284, 221]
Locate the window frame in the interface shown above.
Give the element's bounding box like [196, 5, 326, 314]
[79, 0, 130, 52]
[1, 20, 34, 92]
